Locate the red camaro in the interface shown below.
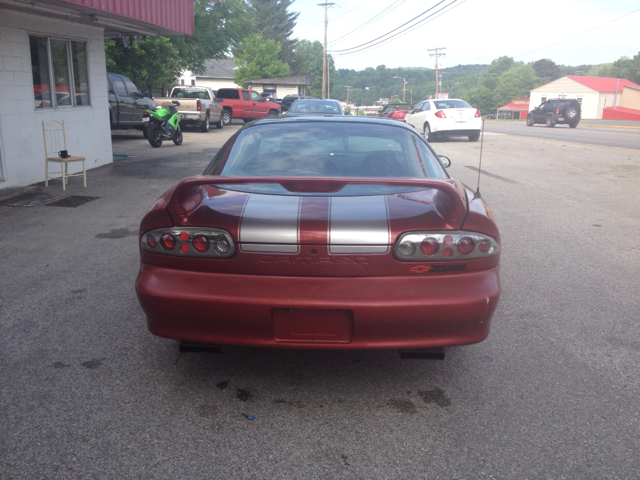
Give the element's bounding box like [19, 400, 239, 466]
[136, 117, 500, 351]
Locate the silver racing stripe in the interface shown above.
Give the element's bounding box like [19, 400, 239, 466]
[329, 196, 390, 254]
[239, 194, 301, 254]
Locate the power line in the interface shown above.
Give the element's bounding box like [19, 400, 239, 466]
[330, 0, 406, 46]
[330, 0, 460, 57]
[330, 0, 448, 53]
[513, 6, 640, 59]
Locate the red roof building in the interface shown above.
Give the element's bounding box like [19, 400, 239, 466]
[497, 98, 530, 120]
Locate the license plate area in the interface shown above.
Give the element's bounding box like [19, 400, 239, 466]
[273, 308, 353, 343]
[142, 117, 149, 123]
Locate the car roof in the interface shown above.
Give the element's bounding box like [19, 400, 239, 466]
[244, 115, 418, 132]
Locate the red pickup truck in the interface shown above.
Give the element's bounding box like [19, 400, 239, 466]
[216, 88, 281, 123]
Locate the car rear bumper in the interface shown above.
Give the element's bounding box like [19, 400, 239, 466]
[136, 264, 500, 350]
[432, 118, 482, 135]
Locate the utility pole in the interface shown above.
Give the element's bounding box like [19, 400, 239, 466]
[318, 2, 335, 99]
[427, 47, 446, 97]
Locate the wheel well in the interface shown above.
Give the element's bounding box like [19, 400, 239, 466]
[223, 106, 232, 114]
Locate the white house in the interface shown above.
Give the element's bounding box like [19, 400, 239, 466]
[179, 59, 240, 91]
[530, 76, 640, 120]
[0, 0, 193, 191]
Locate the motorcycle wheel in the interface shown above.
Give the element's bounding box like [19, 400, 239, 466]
[173, 128, 183, 145]
[147, 124, 163, 148]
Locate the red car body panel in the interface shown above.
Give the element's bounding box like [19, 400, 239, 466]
[135, 118, 501, 350]
[136, 265, 499, 349]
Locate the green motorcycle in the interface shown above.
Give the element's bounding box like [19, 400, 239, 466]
[143, 101, 182, 148]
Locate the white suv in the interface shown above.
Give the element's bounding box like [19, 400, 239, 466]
[405, 99, 482, 142]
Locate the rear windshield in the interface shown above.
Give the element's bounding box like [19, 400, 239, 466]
[204, 121, 447, 195]
[433, 100, 471, 109]
[171, 88, 210, 99]
[289, 100, 342, 114]
[216, 89, 240, 100]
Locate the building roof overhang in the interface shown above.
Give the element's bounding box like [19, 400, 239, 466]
[0, 0, 194, 36]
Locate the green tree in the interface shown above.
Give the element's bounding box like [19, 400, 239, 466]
[612, 52, 640, 84]
[493, 64, 538, 108]
[533, 58, 560, 82]
[105, 0, 248, 92]
[244, 0, 299, 66]
[233, 34, 290, 87]
[292, 40, 338, 97]
[587, 63, 615, 77]
[463, 85, 494, 115]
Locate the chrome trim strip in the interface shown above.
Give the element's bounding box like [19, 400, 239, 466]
[240, 243, 299, 253]
[329, 196, 390, 254]
[239, 194, 301, 253]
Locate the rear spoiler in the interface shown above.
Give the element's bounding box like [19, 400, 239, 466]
[165, 175, 469, 218]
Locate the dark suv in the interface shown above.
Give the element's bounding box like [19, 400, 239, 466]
[527, 99, 581, 128]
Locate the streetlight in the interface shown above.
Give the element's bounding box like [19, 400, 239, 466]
[393, 76, 406, 103]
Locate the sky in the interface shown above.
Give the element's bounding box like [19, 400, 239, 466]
[292, 0, 640, 71]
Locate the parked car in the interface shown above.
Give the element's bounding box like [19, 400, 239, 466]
[108, 73, 156, 133]
[135, 116, 501, 352]
[485, 114, 496, 119]
[285, 99, 344, 116]
[526, 99, 581, 128]
[280, 94, 316, 112]
[405, 98, 482, 142]
[379, 103, 413, 121]
[154, 86, 223, 132]
[215, 88, 281, 124]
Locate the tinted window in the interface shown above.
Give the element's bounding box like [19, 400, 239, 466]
[242, 91, 251, 101]
[112, 76, 128, 97]
[122, 77, 139, 96]
[289, 100, 342, 114]
[217, 89, 240, 100]
[207, 122, 446, 183]
[433, 100, 471, 109]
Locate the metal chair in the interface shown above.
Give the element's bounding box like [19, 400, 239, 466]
[42, 120, 86, 190]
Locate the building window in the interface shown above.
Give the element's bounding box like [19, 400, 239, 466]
[191, 79, 196, 86]
[29, 36, 90, 109]
[180, 79, 185, 85]
[541, 97, 547, 102]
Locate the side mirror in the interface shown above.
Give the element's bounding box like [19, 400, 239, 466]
[216, 98, 224, 102]
[140, 90, 149, 98]
[438, 155, 451, 168]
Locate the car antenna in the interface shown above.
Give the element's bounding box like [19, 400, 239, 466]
[475, 119, 485, 199]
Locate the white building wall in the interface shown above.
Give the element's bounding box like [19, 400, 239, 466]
[0, 10, 112, 190]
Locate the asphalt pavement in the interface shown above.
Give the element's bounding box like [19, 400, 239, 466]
[484, 119, 640, 150]
[1, 124, 640, 479]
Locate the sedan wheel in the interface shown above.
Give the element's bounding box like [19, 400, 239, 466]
[423, 123, 433, 142]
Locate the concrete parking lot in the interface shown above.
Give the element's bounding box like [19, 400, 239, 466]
[1, 124, 639, 478]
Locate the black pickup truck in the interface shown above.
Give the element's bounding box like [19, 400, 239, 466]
[108, 73, 156, 133]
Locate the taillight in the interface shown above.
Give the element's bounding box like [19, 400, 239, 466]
[474, 109, 481, 118]
[420, 237, 439, 256]
[142, 227, 235, 258]
[456, 236, 475, 255]
[555, 109, 560, 114]
[143, 111, 150, 118]
[434, 110, 446, 118]
[394, 232, 499, 261]
[197, 99, 202, 112]
[160, 233, 176, 251]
